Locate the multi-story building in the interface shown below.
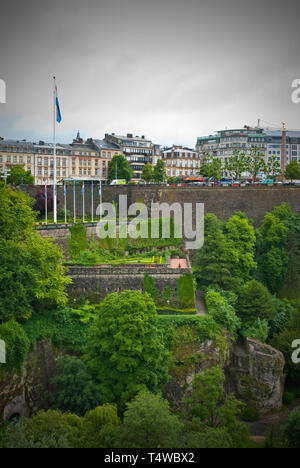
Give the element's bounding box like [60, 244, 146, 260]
[0, 132, 124, 185]
[0, 139, 35, 178]
[265, 129, 300, 167]
[161, 145, 201, 178]
[196, 127, 267, 167]
[104, 133, 153, 180]
[87, 137, 123, 180]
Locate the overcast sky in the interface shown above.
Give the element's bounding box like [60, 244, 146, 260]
[0, 0, 300, 147]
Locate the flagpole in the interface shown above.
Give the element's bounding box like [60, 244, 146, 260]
[53, 76, 57, 224]
[73, 181, 76, 224]
[45, 185, 48, 225]
[83, 183, 85, 223]
[64, 183, 67, 224]
[99, 179, 102, 221]
[91, 181, 94, 223]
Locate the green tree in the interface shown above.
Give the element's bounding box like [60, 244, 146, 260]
[0, 186, 36, 242]
[0, 320, 30, 373]
[225, 213, 257, 281]
[199, 154, 222, 179]
[177, 274, 196, 308]
[79, 404, 121, 448]
[7, 165, 34, 185]
[68, 224, 87, 259]
[237, 280, 274, 325]
[186, 366, 248, 447]
[284, 406, 300, 448]
[116, 390, 182, 448]
[143, 274, 158, 302]
[255, 210, 289, 293]
[108, 154, 133, 182]
[245, 146, 266, 181]
[0, 236, 70, 322]
[195, 214, 238, 290]
[242, 318, 269, 343]
[266, 155, 282, 180]
[0, 411, 82, 448]
[48, 356, 101, 416]
[205, 290, 241, 338]
[141, 163, 153, 182]
[284, 160, 300, 183]
[84, 290, 170, 409]
[225, 150, 248, 180]
[153, 159, 166, 182]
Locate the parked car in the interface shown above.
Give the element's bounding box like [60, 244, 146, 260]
[239, 180, 250, 186]
[219, 178, 233, 186]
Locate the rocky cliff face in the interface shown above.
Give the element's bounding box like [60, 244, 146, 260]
[0, 341, 57, 423]
[0, 335, 285, 424]
[164, 335, 285, 413]
[225, 338, 285, 412]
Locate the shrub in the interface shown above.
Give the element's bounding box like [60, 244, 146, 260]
[284, 406, 300, 448]
[177, 274, 195, 308]
[0, 320, 30, 373]
[57, 207, 71, 221]
[143, 274, 158, 302]
[240, 407, 260, 422]
[68, 224, 87, 259]
[48, 356, 101, 416]
[283, 392, 294, 406]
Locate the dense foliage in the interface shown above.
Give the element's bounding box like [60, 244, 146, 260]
[84, 290, 170, 409]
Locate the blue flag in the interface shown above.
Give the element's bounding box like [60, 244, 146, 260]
[55, 85, 62, 123]
[81, 183, 85, 197]
[63, 184, 66, 197]
[99, 184, 101, 197]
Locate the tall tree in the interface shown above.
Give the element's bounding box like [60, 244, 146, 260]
[225, 150, 248, 180]
[199, 153, 222, 179]
[284, 160, 300, 183]
[141, 162, 153, 182]
[0, 186, 70, 322]
[255, 209, 289, 293]
[194, 214, 238, 290]
[245, 146, 266, 181]
[116, 390, 183, 448]
[266, 155, 282, 180]
[225, 213, 257, 281]
[84, 290, 170, 410]
[237, 280, 274, 325]
[108, 154, 133, 182]
[48, 356, 101, 416]
[7, 165, 34, 185]
[153, 159, 166, 182]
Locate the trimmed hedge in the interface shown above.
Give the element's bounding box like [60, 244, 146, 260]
[156, 306, 197, 315]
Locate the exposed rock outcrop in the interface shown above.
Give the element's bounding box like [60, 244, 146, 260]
[0, 335, 285, 424]
[0, 341, 57, 423]
[164, 335, 285, 414]
[225, 338, 285, 413]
